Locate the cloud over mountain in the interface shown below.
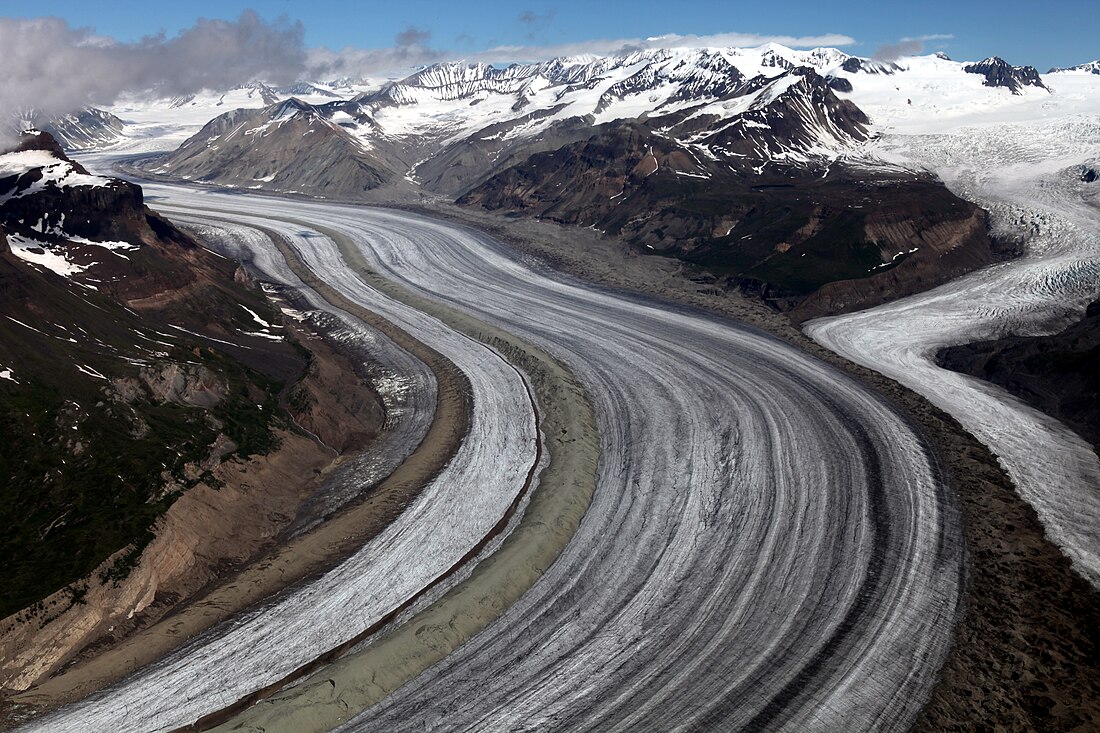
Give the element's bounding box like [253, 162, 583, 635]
[0, 11, 306, 126]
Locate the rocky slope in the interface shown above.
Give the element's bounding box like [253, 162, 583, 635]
[145, 99, 399, 193]
[0, 132, 393, 701]
[939, 298, 1100, 449]
[39, 108, 126, 151]
[0, 131, 373, 624]
[458, 97, 992, 316]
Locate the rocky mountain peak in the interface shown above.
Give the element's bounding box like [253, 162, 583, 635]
[0, 130, 161, 258]
[404, 61, 497, 88]
[270, 96, 317, 120]
[9, 129, 71, 162]
[841, 57, 901, 75]
[963, 56, 1047, 94]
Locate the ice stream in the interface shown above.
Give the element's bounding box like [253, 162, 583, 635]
[808, 118, 1100, 587]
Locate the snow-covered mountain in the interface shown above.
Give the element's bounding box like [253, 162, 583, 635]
[1049, 60, 1100, 75]
[81, 43, 1095, 165]
[145, 46, 883, 196]
[132, 44, 1080, 191]
[85, 79, 378, 155]
[37, 108, 127, 151]
[87, 44, 1095, 317]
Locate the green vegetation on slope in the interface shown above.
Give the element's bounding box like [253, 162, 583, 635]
[0, 251, 294, 620]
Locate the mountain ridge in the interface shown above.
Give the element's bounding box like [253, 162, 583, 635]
[0, 131, 306, 619]
[131, 44, 1026, 317]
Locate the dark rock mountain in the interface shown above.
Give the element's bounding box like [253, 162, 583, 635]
[2, 133, 160, 248]
[460, 126, 994, 318]
[962, 57, 1048, 94]
[827, 77, 854, 93]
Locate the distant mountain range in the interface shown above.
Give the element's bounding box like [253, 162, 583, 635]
[142, 45, 1055, 195]
[124, 44, 1049, 317]
[1049, 60, 1100, 75]
[18, 44, 1094, 317]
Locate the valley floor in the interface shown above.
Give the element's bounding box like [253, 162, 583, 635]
[7, 125, 1099, 730]
[402, 194, 1100, 732]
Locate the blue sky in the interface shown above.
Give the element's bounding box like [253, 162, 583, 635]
[14, 0, 1100, 70]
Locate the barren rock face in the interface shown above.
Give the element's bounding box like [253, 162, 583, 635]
[461, 128, 995, 319]
[139, 363, 227, 408]
[0, 132, 151, 245]
[962, 57, 1047, 94]
[149, 100, 393, 195]
[939, 298, 1100, 450]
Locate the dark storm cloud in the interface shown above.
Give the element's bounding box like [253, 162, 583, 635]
[873, 39, 925, 61]
[517, 10, 555, 42]
[395, 26, 432, 47]
[873, 35, 953, 62]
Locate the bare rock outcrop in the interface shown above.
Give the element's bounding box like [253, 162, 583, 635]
[138, 363, 227, 408]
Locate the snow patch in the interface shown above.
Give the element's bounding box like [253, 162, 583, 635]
[240, 304, 273, 327]
[7, 234, 89, 277]
[75, 364, 107, 380]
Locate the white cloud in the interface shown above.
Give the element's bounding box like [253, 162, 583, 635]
[902, 34, 955, 42]
[307, 45, 446, 81]
[0, 13, 305, 122]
